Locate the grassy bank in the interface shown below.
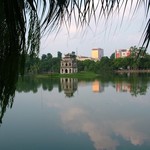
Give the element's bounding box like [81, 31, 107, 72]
[36, 72, 99, 79]
[115, 69, 150, 73]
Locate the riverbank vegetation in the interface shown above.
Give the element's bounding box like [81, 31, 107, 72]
[36, 71, 98, 79]
[25, 50, 150, 75]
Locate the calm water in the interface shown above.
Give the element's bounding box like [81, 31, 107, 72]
[0, 74, 150, 150]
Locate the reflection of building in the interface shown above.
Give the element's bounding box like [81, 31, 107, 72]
[60, 78, 78, 97]
[60, 52, 78, 74]
[115, 49, 131, 58]
[116, 82, 131, 92]
[92, 80, 104, 93]
[92, 48, 104, 61]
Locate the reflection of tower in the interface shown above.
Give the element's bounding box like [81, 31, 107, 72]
[92, 80, 104, 93]
[60, 78, 78, 97]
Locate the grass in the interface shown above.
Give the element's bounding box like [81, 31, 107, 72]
[36, 72, 99, 79]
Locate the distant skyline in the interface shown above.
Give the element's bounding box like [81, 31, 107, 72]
[40, 1, 150, 58]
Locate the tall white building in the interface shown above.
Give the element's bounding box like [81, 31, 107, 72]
[91, 48, 104, 61]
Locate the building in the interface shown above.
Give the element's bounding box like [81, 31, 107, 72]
[76, 56, 92, 61]
[115, 49, 131, 58]
[60, 52, 78, 74]
[91, 48, 104, 61]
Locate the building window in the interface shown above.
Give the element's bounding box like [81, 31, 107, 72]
[65, 69, 68, 73]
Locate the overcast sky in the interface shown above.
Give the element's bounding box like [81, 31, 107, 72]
[40, 1, 150, 58]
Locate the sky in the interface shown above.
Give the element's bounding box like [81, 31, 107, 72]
[40, 1, 150, 58]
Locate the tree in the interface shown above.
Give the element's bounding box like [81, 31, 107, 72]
[1, 0, 150, 123]
[98, 57, 113, 72]
[110, 53, 115, 60]
[57, 51, 62, 59]
[47, 53, 53, 59]
[25, 54, 40, 74]
[41, 54, 47, 60]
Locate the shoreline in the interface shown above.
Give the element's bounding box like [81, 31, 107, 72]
[115, 70, 150, 73]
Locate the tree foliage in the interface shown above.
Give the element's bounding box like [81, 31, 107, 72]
[25, 53, 61, 74]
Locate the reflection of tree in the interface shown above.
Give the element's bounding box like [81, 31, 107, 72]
[129, 74, 148, 96]
[0, 77, 60, 125]
[98, 73, 150, 96]
[17, 77, 40, 93]
[131, 83, 147, 96]
[41, 79, 53, 91]
[16, 77, 79, 95]
[0, 96, 14, 124]
[113, 73, 149, 96]
[0, 77, 16, 124]
[16, 77, 60, 93]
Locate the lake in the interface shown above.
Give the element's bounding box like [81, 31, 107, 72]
[0, 73, 150, 150]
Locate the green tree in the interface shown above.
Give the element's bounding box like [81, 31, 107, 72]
[25, 54, 40, 74]
[57, 51, 62, 59]
[39, 53, 62, 73]
[40, 54, 53, 73]
[77, 61, 85, 72]
[97, 57, 113, 73]
[41, 54, 47, 60]
[110, 53, 115, 60]
[47, 53, 53, 59]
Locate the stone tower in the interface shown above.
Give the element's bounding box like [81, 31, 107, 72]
[60, 52, 78, 74]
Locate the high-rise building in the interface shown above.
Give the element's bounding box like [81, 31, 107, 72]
[115, 49, 131, 58]
[91, 48, 104, 61]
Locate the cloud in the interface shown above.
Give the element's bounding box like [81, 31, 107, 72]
[60, 107, 119, 150]
[45, 86, 150, 150]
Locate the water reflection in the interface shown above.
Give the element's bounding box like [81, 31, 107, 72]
[0, 97, 14, 124]
[0, 73, 150, 150]
[46, 88, 150, 150]
[15, 73, 150, 97]
[61, 107, 150, 149]
[1, 73, 150, 124]
[60, 78, 78, 97]
[115, 81, 147, 96]
[92, 80, 104, 93]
